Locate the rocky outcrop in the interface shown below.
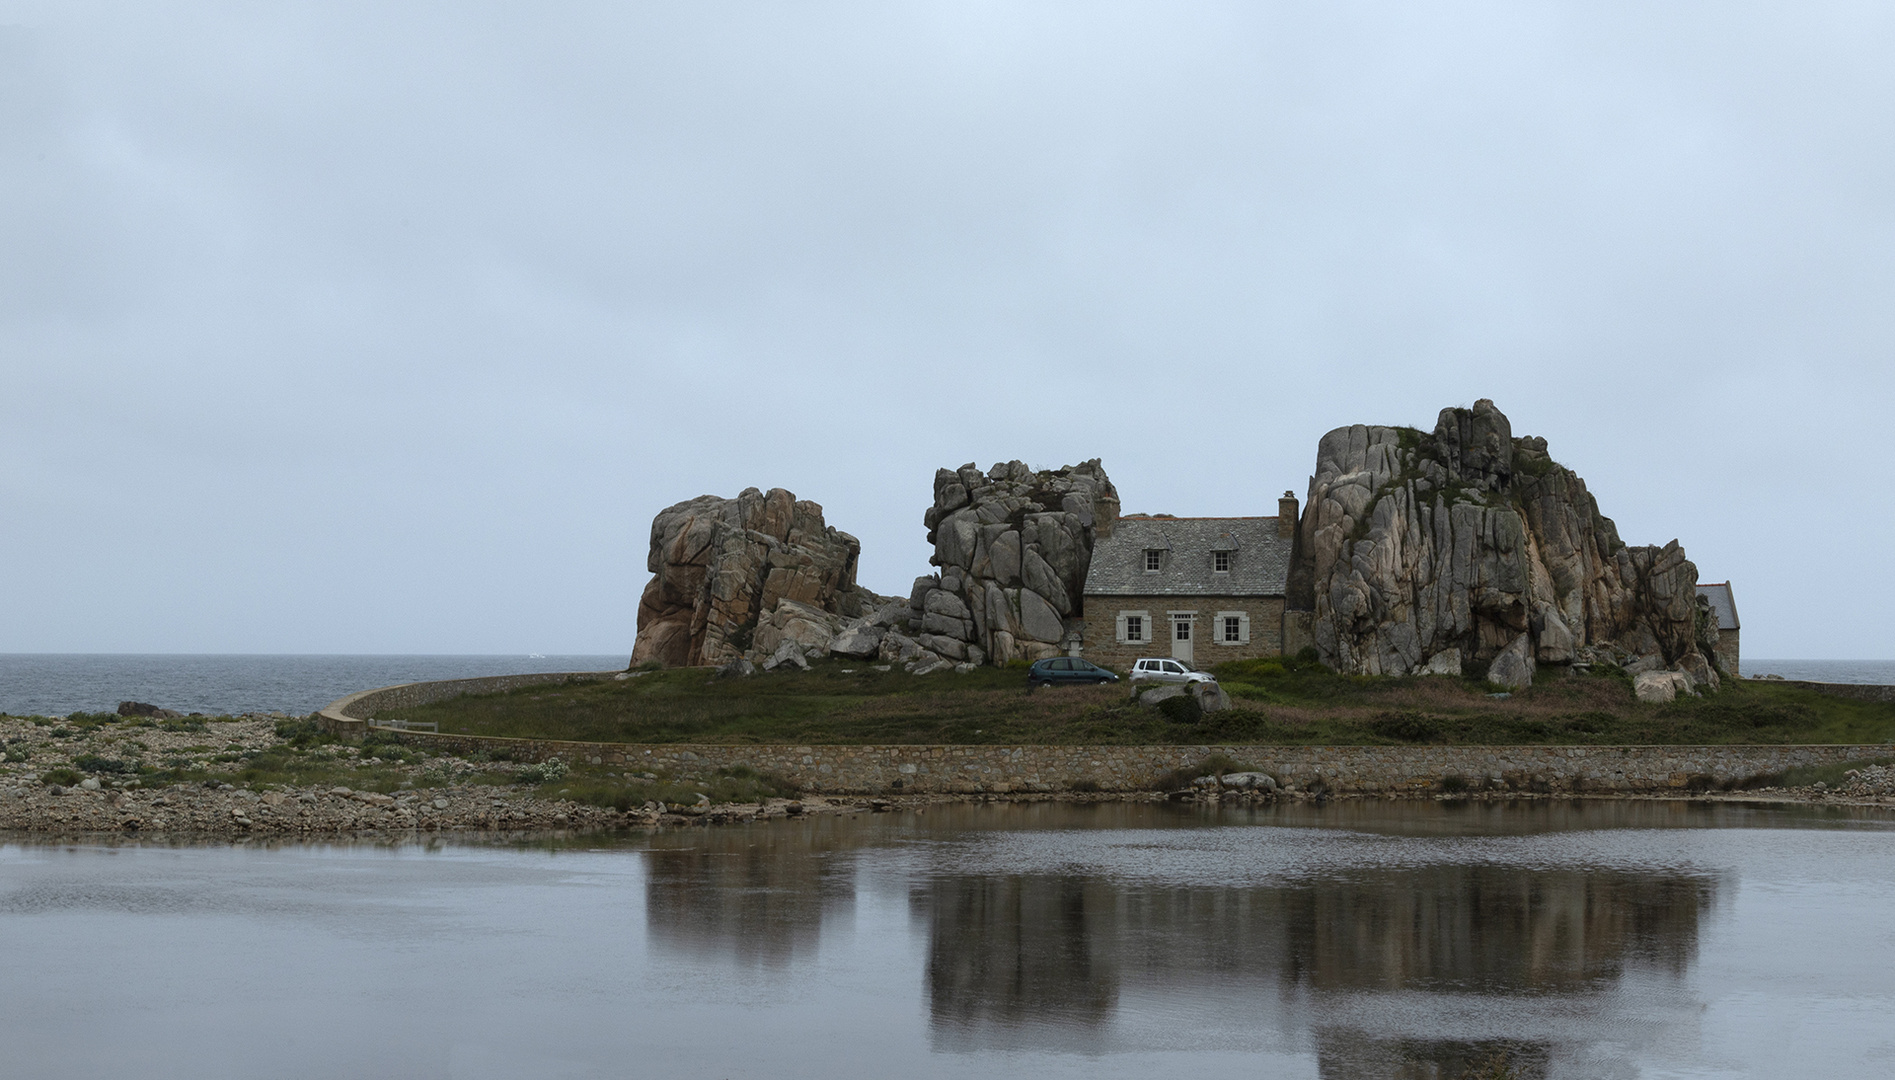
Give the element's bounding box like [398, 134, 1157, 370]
[630, 488, 885, 668]
[1288, 399, 1718, 689]
[912, 460, 1119, 665]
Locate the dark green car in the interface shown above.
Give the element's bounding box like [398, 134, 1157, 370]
[1026, 657, 1120, 687]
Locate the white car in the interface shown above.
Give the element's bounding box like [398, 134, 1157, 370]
[1129, 658, 1215, 685]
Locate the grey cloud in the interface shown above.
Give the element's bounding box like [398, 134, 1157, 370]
[1, 1, 1890, 657]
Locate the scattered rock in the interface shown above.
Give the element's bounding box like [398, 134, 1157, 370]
[828, 623, 885, 660]
[715, 658, 757, 679]
[1634, 670, 1692, 703]
[1486, 633, 1536, 690]
[761, 640, 809, 672]
[1220, 771, 1277, 792]
[116, 701, 181, 719]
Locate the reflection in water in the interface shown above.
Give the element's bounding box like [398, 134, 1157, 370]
[1290, 865, 1712, 992]
[1317, 1035, 1551, 1080]
[913, 863, 1712, 1067]
[639, 801, 1744, 1073]
[643, 817, 859, 966]
[922, 876, 1118, 1048]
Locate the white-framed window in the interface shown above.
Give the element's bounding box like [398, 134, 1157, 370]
[1144, 549, 1162, 572]
[1116, 611, 1150, 644]
[1173, 616, 1190, 642]
[1213, 550, 1230, 573]
[1214, 610, 1251, 645]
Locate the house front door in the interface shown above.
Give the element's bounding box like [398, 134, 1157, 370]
[1171, 614, 1194, 665]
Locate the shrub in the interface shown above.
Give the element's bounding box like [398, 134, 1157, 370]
[515, 757, 570, 784]
[275, 718, 331, 746]
[42, 767, 81, 787]
[1366, 711, 1443, 742]
[72, 755, 131, 774]
[1157, 693, 1203, 724]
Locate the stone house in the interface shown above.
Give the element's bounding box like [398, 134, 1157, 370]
[1695, 581, 1740, 676]
[1078, 495, 1298, 671]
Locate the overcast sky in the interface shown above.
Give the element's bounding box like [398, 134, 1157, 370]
[3, 1, 1891, 659]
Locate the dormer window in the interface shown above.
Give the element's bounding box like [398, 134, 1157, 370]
[1144, 549, 1162, 572]
[1213, 551, 1230, 573]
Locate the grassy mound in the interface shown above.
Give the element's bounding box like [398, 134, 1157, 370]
[376, 654, 1895, 747]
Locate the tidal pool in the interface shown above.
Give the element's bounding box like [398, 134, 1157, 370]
[2, 799, 1892, 1079]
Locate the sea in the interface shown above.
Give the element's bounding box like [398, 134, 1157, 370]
[0, 654, 1886, 719]
[0, 654, 626, 717]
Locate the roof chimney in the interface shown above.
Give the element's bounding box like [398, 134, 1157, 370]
[1278, 491, 1298, 538]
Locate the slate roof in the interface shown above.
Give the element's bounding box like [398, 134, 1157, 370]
[1696, 581, 1739, 631]
[1084, 516, 1293, 597]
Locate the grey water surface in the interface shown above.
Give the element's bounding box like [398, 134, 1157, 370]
[3, 799, 1893, 1079]
[0, 654, 625, 717]
[1743, 658, 1895, 684]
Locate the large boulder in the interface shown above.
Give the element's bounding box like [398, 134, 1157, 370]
[917, 459, 1118, 665]
[1634, 670, 1692, 703]
[1285, 400, 1718, 681]
[630, 487, 886, 668]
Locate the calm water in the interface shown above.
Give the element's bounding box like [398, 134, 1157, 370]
[0, 654, 625, 716]
[1743, 658, 1895, 684]
[2, 800, 1892, 1079]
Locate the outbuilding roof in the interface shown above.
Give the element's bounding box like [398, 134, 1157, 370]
[1696, 581, 1739, 631]
[1084, 516, 1293, 597]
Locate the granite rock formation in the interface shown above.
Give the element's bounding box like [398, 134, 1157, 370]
[1287, 399, 1717, 689]
[910, 459, 1119, 665]
[630, 488, 885, 668]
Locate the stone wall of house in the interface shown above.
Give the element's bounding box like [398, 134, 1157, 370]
[340, 732, 1887, 796]
[1713, 629, 1741, 677]
[1078, 595, 1286, 671]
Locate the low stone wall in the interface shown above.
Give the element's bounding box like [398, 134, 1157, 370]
[357, 732, 1889, 796]
[316, 671, 619, 737]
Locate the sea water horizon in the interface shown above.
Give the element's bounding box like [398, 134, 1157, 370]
[0, 653, 1888, 720]
[0, 653, 626, 717]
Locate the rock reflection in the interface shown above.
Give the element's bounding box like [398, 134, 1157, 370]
[1289, 865, 1712, 992]
[921, 875, 1119, 1048]
[642, 819, 860, 966]
[916, 858, 1714, 1064]
[635, 804, 1723, 1069]
[1317, 1034, 1551, 1080]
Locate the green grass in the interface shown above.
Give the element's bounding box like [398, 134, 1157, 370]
[376, 654, 1895, 747]
[540, 763, 798, 812]
[1774, 756, 1895, 789]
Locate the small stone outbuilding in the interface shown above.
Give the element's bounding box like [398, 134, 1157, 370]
[1078, 495, 1298, 671]
[1695, 581, 1740, 676]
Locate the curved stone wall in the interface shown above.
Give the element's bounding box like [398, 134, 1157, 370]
[316, 671, 619, 737]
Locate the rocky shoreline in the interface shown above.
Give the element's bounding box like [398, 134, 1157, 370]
[3, 779, 1891, 842]
[3, 708, 1890, 842]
